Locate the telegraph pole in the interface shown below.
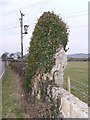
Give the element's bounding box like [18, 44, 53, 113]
[19, 11, 29, 64]
[20, 11, 24, 62]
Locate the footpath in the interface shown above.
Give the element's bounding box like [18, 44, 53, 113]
[2, 65, 52, 118]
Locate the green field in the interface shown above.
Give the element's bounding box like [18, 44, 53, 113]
[64, 61, 88, 105]
[0, 78, 2, 119]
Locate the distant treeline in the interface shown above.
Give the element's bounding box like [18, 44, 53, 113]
[67, 57, 89, 61]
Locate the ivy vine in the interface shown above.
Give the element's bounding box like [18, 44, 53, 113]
[25, 11, 69, 92]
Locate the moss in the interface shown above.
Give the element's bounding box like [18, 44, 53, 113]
[39, 78, 48, 101]
[50, 96, 61, 118]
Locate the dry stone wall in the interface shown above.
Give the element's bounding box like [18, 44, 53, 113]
[30, 47, 88, 118]
[52, 87, 88, 118]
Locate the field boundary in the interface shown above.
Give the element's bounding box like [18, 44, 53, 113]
[64, 61, 88, 105]
[64, 77, 88, 105]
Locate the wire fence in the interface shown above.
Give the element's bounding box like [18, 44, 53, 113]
[64, 76, 89, 106]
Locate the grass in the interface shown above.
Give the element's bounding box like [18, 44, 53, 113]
[0, 78, 2, 119]
[1, 61, 89, 118]
[64, 61, 88, 105]
[2, 65, 25, 118]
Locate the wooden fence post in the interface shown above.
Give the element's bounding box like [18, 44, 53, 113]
[67, 76, 71, 93]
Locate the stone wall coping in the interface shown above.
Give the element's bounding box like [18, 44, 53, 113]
[52, 87, 89, 118]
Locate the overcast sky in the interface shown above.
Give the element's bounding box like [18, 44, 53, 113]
[0, 0, 88, 56]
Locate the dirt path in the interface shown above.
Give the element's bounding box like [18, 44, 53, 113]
[2, 66, 64, 118]
[16, 72, 52, 118]
[15, 74, 30, 118]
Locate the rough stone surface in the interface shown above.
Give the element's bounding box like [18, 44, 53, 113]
[30, 47, 89, 118]
[51, 87, 88, 118]
[46, 85, 88, 118]
[50, 47, 67, 87]
[31, 47, 67, 98]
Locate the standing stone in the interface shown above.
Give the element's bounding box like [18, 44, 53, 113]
[31, 46, 67, 99]
[51, 47, 67, 87]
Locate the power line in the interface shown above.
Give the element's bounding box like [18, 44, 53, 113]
[0, 1, 49, 16]
[0, 0, 8, 6]
[0, 26, 18, 31]
[62, 10, 87, 16]
[0, 12, 87, 29]
[0, 24, 87, 32]
[70, 24, 87, 29]
[0, 23, 87, 33]
[0, 0, 87, 17]
[1, 9, 88, 19]
[0, 9, 88, 32]
[64, 13, 87, 19]
[0, 23, 19, 28]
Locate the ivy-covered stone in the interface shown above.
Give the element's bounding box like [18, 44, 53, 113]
[25, 11, 69, 92]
